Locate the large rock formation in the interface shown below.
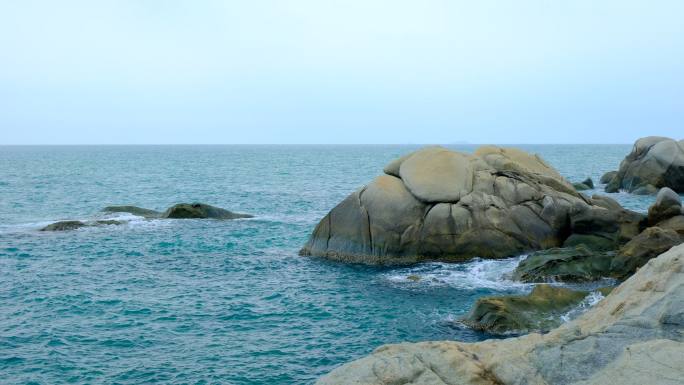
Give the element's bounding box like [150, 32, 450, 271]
[605, 136, 684, 194]
[316, 244, 684, 385]
[301, 146, 644, 264]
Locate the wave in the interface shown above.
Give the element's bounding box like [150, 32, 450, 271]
[382, 255, 531, 291]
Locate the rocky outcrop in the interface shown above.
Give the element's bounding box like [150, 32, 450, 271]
[103, 203, 253, 220]
[103, 205, 162, 218]
[460, 284, 592, 334]
[512, 246, 614, 282]
[316, 244, 684, 385]
[605, 136, 684, 194]
[648, 187, 683, 225]
[301, 146, 644, 265]
[40, 220, 122, 231]
[162, 203, 252, 219]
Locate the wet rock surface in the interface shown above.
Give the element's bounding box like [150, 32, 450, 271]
[316, 244, 684, 385]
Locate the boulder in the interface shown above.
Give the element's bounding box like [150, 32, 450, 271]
[103, 205, 162, 218]
[162, 203, 253, 219]
[573, 182, 591, 191]
[460, 284, 590, 334]
[600, 171, 618, 184]
[605, 136, 684, 193]
[302, 146, 644, 264]
[647, 187, 682, 225]
[316, 244, 684, 385]
[512, 246, 614, 282]
[657, 215, 684, 236]
[610, 226, 682, 279]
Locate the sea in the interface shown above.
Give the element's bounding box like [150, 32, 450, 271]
[0, 144, 663, 384]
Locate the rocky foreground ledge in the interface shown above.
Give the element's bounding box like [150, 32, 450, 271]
[317, 244, 684, 385]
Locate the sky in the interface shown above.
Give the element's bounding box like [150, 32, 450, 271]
[0, 1, 682, 145]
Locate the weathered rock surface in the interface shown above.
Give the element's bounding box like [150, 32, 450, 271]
[103, 205, 162, 218]
[599, 171, 617, 184]
[512, 246, 614, 282]
[648, 187, 683, 225]
[605, 136, 684, 193]
[302, 146, 644, 264]
[316, 244, 684, 385]
[40, 220, 122, 231]
[460, 284, 590, 334]
[162, 203, 253, 219]
[610, 226, 682, 279]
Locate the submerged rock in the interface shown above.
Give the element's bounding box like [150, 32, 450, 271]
[40, 220, 122, 231]
[513, 246, 614, 282]
[605, 136, 684, 194]
[162, 203, 253, 219]
[103, 205, 162, 218]
[316, 244, 684, 385]
[301, 146, 644, 265]
[460, 284, 590, 334]
[40, 220, 88, 231]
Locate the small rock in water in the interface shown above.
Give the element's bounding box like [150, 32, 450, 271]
[40, 220, 88, 231]
[162, 203, 253, 219]
[406, 274, 421, 282]
[103, 205, 161, 218]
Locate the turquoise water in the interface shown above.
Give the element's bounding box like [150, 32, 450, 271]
[0, 145, 660, 384]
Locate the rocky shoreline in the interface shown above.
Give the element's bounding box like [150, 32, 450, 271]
[317, 243, 684, 385]
[308, 137, 683, 384]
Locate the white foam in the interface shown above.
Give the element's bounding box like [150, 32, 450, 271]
[560, 290, 606, 322]
[383, 255, 532, 291]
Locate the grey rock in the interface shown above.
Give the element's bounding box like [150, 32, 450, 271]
[513, 246, 614, 282]
[302, 146, 644, 264]
[162, 203, 253, 219]
[610, 226, 682, 279]
[40, 220, 88, 231]
[103, 205, 162, 218]
[605, 136, 684, 193]
[600, 171, 618, 184]
[40, 220, 123, 231]
[648, 187, 683, 225]
[316, 244, 684, 385]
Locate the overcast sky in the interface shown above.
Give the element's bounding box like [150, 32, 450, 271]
[1, 1, 682, 144]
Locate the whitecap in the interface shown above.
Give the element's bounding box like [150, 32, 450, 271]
[383, 255, 532, 291]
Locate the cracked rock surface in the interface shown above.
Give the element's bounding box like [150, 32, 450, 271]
[316, 244, 684, 385]
[301, 146, 644, 264]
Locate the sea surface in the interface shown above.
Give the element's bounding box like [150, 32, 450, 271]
[0, 145, 664, 384]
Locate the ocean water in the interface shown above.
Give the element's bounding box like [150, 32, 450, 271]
[0, 145, 663, 384]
